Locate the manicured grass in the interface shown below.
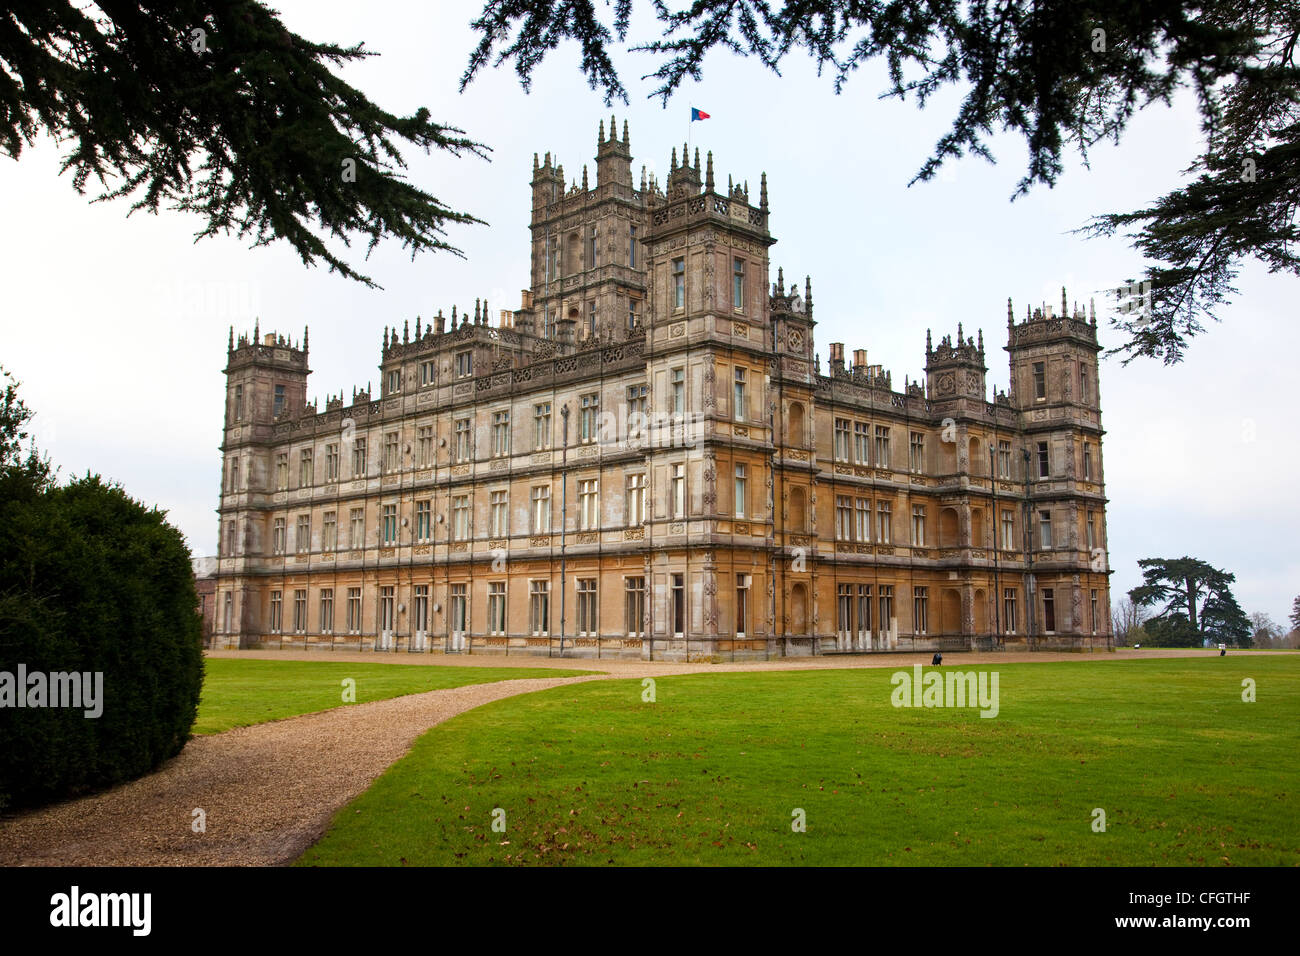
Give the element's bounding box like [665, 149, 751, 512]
[298, 657, 1300, 866]
[194, 659, 592, 735]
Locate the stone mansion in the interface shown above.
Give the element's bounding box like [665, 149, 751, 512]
[209, 120, 1112, 657]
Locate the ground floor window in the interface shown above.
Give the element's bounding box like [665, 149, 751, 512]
[293, 589, 307, 633]
[625, 577, 645, 637]
[671, 574, 685, 635]
[913, 586, 928, 635]
[269, 590, 282, 633]
[530, 580, 550, 636]
[576, 579, 597, 636]
[1043, 588, 1056, 634]
[736, 574, 750, 638]
[1003, 588, 1016, 634]
[414, 585, 429, 635]
[488, 582, 506, 635]
[450, 583, 467, 634]
[347, 587, 362, 634]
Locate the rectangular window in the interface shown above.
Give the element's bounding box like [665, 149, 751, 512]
[273, 385, 285, 418]
[586, 300, 596, 338]
[379, 587, 395, 637]
[381, 503, 398, 545]
[854, 422, 870, 464]
[671, 463, 686, 518]
[452, 495, 470, 541]
[488, 582, 506, 636]
[1039, 510, 1053, 550]
[913, 586, 929, 635]
[875, 426, 891, 469]
[578, 479, 599, 531]
[879, 585, 894, 635]
[1001, 509, 1015, 551]
[534, 403, 552, 450]
[383, 432, 400, 473]
[320, 588, 334, 634]
[417, 426, 433, 467]
[1043, 589, 1056, 633]
[835, 495, 853, 540]
[579, 393, 599, 443]
[1091, 589, 1099, 634]
[733, 463, 747, 519]
[352, 437, 367, 478]
[732, 257, 745, 311]
[229, 457, 240, 492]
[455, 350, 473, 378]
[299, 448, 313, 487]
[877, 501, 892, 543]
[529, 580, 550, 636]
[272, 517, 286, 555]
[276, 453, 289, 490]
[1083, 442, 1093, 480]
[224, 521, 235, 556]
[1033, 361, 1046, 400]
[1080, 365, 1089, 403]
[626, 385, 647, 439]
[349, 508, 364, 550]
[834, 419, 851, 461]
[325, 443, 339, 482]
[322, 511, 337, 552]
[414, 585, 429, 636]
[625, 576, 646, 636]
[293, 589, 307, 633]
[450, 583, 467, 636]
[492, 410, 510, 457]
[627, 473, 645, 525]
[1037, 441, 1049, 478]
[387, 369, 401, 395]
[531, 485, 551, 533]
[490, 490, 508, 537]
[671, 573, 685, 635]
[1003, 588, 1017, 634]
[416, 499, 432, 542]
[346, 587, 362, 634]
[295, 514, 310, 553]
[576, 578, 598, 636]
[629, 225, 638, 268]
[672, 257, 685, 310]
[420, 360, 436, 387]
[454, 418, 471, 462]
[837, 583, 854, 634]
[733, 367, 747, 421]
[588, 225, 597, 268]
[671, 368, 685, 415]
[627, 297, 639, 331]
[909, 432, 925, 474]
[857, 584, 872, 635]
[233, 384, 244, 421]
[856, 498, 871, 542]
[997, 440, 1012, 479]
[911, 505, 926, 547]
[269, 590, 282, 633]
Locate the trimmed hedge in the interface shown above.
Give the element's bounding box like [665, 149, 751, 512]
[0, 474, 204, 811]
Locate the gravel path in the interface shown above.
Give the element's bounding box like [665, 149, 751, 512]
[0, 646, 1276, 866]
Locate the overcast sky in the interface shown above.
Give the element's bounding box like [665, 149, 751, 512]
[0, 2, 1293, 625]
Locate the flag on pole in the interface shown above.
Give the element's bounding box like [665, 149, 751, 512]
[691, 107, 711, 122]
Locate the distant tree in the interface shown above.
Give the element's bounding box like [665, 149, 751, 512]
[1250, 611, 1284, 648]
[1, 2, 487, 287]
[1111, 596, 1149, 646]
[1129, 556, 1251, 645]
[1143, 612, 1201, 647]
[464, 1, 1300, 364]
[1290, 595, 1300, 631]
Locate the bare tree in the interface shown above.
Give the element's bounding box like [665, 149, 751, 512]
[1250, 612, 1284, 648]
[1112, 597, 1148, 646]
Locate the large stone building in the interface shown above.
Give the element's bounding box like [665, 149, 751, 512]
[210, 120, 1112, 657]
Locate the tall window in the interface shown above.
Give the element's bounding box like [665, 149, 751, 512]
[835, 495, 853, 540]
[626, 473, 645, 525]
[490, 490, 509, 537]
[909, 432, 925, 473]
[295, 514, 310, 553]
[273, 385, 285, 418]
[834, 419, 851, 461]
[229, 457, 240, 492]
[626, 385, 647, 439]
[233, 384, 244, 420]
[299, 448, 313, 487]
[534, 403, 551, 450]
[531, 485, 551, 533]
[375, 586, 393, 637]
[1080, 364, 1090, 403]
[352, 437, 367, 477]
[1086, 511, 1097, 551]
[997, 440, 1012, 479]
[417, 426, 433, 467]
[627, 297, 639, 331]
[272, 517, 286, 555]
[1039, 510, 1053, 549]
[625, 577, 646, 636]
[452, 495, 470, 540]
[420, 360, 436, 387]
[733, 464, 747, 519]
[1043, 589, 1056, 633]
[856, 498, 871, 542]
[325, 443, 339, 481]
[1001, 509, 1015, 550]
[320, 588, 334, 634]
[579, 479, 599, 530]
[1037, 441, 1050, 478]
[736, 574, 750, 637]
[1033, 361, 1046, 400]
[1090, 590, 1099, 634]
[455, 350, 473, 377]
[450, 583, 467, 635]
[854, 422, 870, 463]
[224, 521, 235, 556]
[911, 505, 926, 546]
[579, 393, 599, 443]
[671, 573, 685, 635]
[387, 370, 401, 395]
[276, 453, 289, 490]
[913, 586, 929, 635]
[1083, 442, 1093, 480]
[381, 504, 398, 545]
[629, 224, 638, 267]
[837, 583, 854, 633]
[415, 500, 432, 542]
[454, 418, 471, 462]
[269, 590, 283, 633]
[877, 501, 892, 543]
[293, 589, 307, 633]
[879, 585, 894, 634]
[672, 257, 685, 310]
[346, 587, 362, 634]
[383, 432, 400, 473]
[492, 411, 510, 457]
[874, 426, 891, 469]
[576, 579, 597, 635]
[349, 508, 364, 549]
[733, 367, 747, 421]
[1003, 588, 1017, 634]
[588, 225, 597, 267]
[586, 301, 596, 338]
[414, 585, 429, 636]
[857, 584, 872, 635]
[488, 582, 506, 636]
[732, 257, 745, 311]
[529, 580, 550, 636]
[671, 463, 686, 518]
[671, 368, 685, 415]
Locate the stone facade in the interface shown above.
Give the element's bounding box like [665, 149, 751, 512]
[210, 121, 1112, 658]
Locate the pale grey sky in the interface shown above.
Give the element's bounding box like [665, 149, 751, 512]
[0, 2, 1293, 624]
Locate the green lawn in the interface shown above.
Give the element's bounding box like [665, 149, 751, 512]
[297, 657, 1300, 866]
[194, 658, 591, 735]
